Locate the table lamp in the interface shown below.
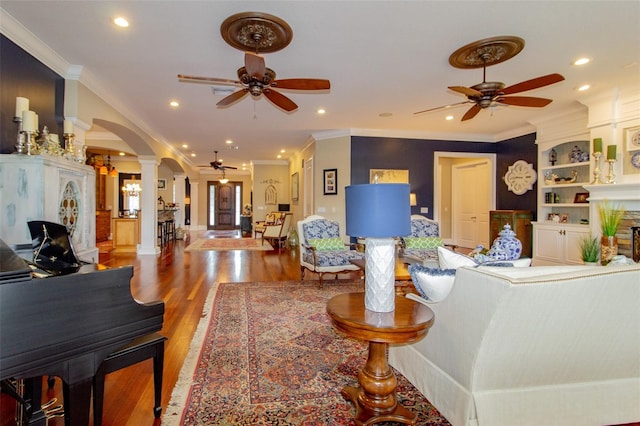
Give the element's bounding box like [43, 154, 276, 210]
[346, 183, 411, 312]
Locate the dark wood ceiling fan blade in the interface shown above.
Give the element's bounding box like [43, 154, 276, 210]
[245, 52, 266, 79]
[461, 104, 482, 121]
[414, 101, 471, 115]
[273, 78, 331, 90]
[216, 89, 249, 107]
[501, 73, 564, 95]
[449, 86, 483, 97]
[263, 89, 298, 112]
[178, 74, 241, 85]
[497, 96, 553, 107]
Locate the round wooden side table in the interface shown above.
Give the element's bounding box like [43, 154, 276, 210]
[326, 292, 434, 425]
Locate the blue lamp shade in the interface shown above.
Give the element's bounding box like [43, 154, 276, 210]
[346, 184, 411, 238]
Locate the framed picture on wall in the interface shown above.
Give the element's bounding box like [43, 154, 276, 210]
[323, 169, 337, 195]
[158, 179, 166, 190]
[291, 172, 299, 201]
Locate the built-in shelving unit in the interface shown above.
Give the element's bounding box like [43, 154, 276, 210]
[532, 108, 591, 265]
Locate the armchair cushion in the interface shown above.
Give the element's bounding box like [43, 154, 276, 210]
[302, 249, 362, 267]
[404, 236, 443, 250]
[308, 237, 346, 251]
[409, 264, 456, 302]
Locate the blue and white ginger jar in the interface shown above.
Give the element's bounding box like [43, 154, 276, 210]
[487, 224, 522, 260]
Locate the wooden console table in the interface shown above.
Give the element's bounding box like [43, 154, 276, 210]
[326, 292, 434, 425]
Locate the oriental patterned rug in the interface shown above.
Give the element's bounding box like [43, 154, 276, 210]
[163, 280, 450, 425]
[185, 238, 273, 252]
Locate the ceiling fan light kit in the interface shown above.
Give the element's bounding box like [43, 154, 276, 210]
[178, 12, 330, 113]
[416, 35, 564, 121]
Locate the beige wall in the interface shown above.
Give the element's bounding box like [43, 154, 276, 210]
[311, 134, 351, 237]
[251, 162, 290, 223]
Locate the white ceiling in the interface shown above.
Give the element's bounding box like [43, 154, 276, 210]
[2, 1, 639, 172]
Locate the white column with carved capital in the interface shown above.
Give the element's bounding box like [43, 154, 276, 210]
[173, 174, 186, 230]
[138, 157, 160, 255]
[190, 180, 200, 231]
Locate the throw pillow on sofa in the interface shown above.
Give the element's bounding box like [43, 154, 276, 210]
[409, 264, 456, 302]
[404, 236, 443, 249]
[308, 237, 345, 251]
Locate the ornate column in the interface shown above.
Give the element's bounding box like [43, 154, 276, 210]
[190, 180, 200, 231]
[137, 156, 160, 255]
[173, 174, 186, 229]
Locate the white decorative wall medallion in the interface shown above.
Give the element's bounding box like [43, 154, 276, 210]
[504, 160, 537, 195]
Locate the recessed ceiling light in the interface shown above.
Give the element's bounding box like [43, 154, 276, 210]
[119, 152, 126, 156]
[573, 57, 590, 66]
[190, 153, 196, 157]
[578, 84, 591, 91]
[280, 149, 286, 153]
[113, 17, 129, 28]
[225, 139, 233, 144]
[169, 100, 179, 107]
[277, 154, 282, 159]
[445, 115, 454, 121]
[182, 144, 189, 149]
[317, 108, 326, 114]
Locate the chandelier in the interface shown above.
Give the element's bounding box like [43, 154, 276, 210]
[122, 182, 142, 197]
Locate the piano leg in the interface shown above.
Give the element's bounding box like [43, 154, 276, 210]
[62, 379, 92, 426]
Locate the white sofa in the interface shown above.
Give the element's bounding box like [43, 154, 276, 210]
[389, 264, 640, 426]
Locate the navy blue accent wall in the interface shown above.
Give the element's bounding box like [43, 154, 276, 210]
[495, 133, 538, 219]
[351, 136, 496, 219]
[1, 34, 65, 154]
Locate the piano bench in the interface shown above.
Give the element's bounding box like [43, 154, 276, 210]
[93, 332, 167, 426]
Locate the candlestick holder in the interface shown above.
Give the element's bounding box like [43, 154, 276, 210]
[591, 151, 603, 184]
[63, 132, 75, 159]
[13, 116, 27, 154]
[606, 159, 616, 184]
[21, 131, 38, 155]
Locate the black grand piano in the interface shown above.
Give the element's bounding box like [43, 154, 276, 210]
[0, 225, 165, 425]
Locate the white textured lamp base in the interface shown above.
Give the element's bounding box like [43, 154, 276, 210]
[364, 238, 396, 312]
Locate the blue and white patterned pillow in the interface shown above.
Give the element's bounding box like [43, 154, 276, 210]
[409, 264, 456, 302]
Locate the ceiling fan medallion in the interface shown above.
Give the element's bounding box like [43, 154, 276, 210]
[220, 12, 293, 53]
[449, 36, 525, 69]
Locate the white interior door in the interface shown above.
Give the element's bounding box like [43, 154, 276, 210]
[452, 159, 492, 249]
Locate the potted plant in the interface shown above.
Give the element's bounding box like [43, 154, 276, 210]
[598, 200, 624, 265]
[579, 234, 599, 265]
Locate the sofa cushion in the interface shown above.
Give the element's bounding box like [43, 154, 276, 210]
[308, 237, 345, 251]
[405, 236, 443, 250]
[409, 264, 456, 302]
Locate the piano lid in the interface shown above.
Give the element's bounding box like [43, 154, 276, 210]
[0, 238, 31, 283]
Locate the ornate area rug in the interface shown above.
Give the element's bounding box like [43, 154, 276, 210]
[163, 280, 450, 425]
[185, 238, 273, 252]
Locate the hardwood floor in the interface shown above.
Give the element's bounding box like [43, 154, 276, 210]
[1, 231, 342, 426]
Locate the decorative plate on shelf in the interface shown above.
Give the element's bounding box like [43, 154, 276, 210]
[631, 151, 640, 169]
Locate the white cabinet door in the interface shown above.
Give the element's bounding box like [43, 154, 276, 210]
[533, 222, 589, 265]
[533, 224, 565, 264]
[565, 226, 590, 265]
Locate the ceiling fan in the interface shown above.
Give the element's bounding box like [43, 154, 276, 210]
[178, 12, 330, 112]
[414, 36, 565, 121]
[178, 52, 330, 112]
[199, 150, 237, 171]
